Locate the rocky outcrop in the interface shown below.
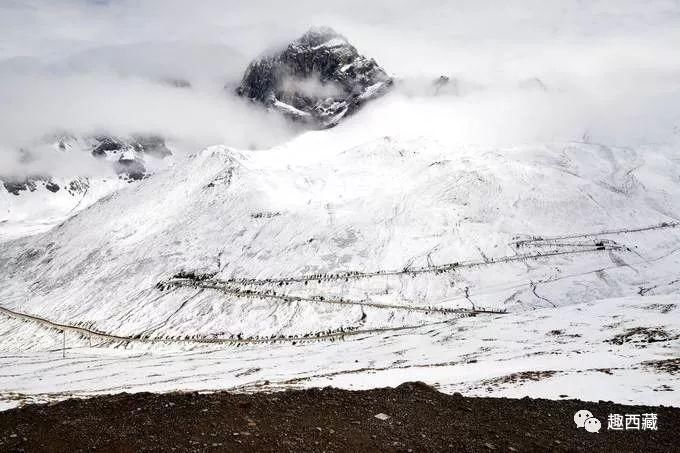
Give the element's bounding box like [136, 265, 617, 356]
[91, 136, 125, 157]
[131, 135, 172, 158]
[2, 134, 173, 197]
[2, 177, 41, 196]
[90, 135, 172, 181]
[114, 157, 146, 181]
[91, 135, 171, 159]
[236, 27, 392, 128]
[1, 176, 59, 196]
[1, 175, 96, 197]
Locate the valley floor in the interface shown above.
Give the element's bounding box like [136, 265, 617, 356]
[0, 294, 677, 410]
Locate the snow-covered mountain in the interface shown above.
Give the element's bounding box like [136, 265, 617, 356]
[237, 27, 392, 128]
[0, 26, 678, 410]
[0, 131, 678, 407]
[3, 134, 680, 334]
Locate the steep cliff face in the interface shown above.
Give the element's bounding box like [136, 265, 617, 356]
[236, 27, 392, 128]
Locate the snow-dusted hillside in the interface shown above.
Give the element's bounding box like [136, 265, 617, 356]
[0, 131, 678, 408]
[0, 175, 126, 242]
[0, 135, 176, 242]
[0, 294, 677, 410]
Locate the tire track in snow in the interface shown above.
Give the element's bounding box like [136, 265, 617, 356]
[165, 279, 504, 315]
[510, 221, 678, 247]
[213, 242, 628, 287]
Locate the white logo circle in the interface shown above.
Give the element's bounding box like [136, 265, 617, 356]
[584, 417, 601, 433]
[574, 409, 593, 428]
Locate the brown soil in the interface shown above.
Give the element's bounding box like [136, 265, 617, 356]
[0, 382, 678, 452]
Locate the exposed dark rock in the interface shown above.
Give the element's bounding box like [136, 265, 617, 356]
[114, 157, 146, 181]
[91, 135, 172, 180]
[91, 135, 172, 160]
[2, 133, 167, 196]
[1, 176, 59, 196]
[91, 136, 125, 157]
[132, 135, 172, 158]
[45, 181, 60, 193]
[2, 178, 38, 195]
[67, 178, 89, 195]
[236, 26, 392, 128]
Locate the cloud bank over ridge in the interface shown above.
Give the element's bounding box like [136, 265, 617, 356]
[0, 0, 679, 176]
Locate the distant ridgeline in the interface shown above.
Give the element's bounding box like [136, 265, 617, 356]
[1, 134, 173, 196]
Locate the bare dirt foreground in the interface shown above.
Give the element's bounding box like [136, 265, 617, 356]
[0, 382, 678, 452]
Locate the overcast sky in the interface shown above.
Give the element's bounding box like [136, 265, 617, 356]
[0, 0, 679, 176]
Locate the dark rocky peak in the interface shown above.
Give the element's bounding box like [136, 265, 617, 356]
[236, 27, 393, 128]
[91, 135, 172, 159]
[91, 136, 126, 157]
[90, 135, 172, 181]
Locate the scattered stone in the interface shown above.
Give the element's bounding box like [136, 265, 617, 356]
[0, 385, 678, 451]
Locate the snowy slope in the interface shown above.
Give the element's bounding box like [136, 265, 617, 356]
[0, 135, 175, 242]
[0, 176, 129, 242]
[0, 132, 679, 407]
[0, 295, 677, 409]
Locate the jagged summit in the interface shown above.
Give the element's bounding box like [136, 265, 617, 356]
[236, 27, 393, 128]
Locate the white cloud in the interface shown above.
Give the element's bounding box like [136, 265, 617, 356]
[279, 74, 345, 99]
[0, 0, 679, 177]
